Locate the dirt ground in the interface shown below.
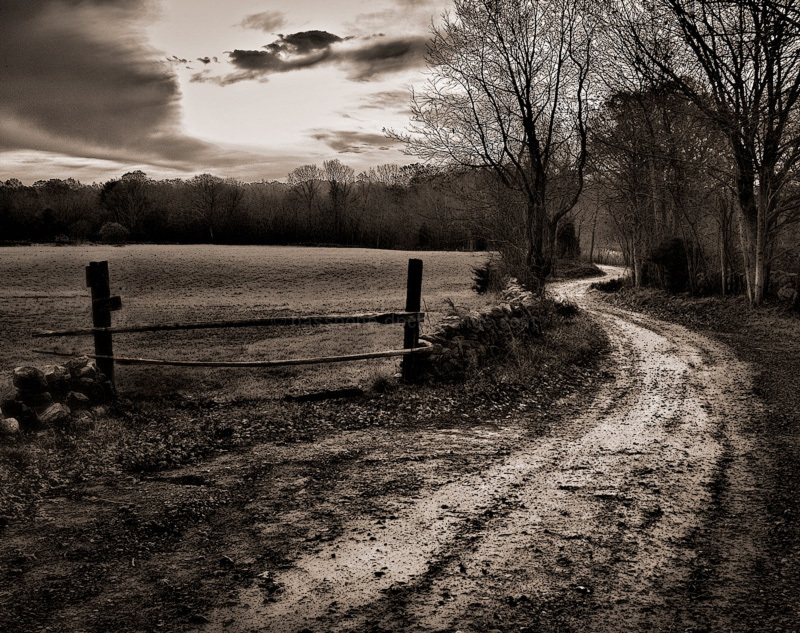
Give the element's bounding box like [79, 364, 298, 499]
[1, 269, 796, 632]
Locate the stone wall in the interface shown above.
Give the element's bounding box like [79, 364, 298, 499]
[418, 280, 542, 379]
[0, 357, 115, 437]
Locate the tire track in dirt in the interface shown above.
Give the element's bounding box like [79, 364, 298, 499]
[198, 269, 757, 632]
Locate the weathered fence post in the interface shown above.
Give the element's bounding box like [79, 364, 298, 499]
[85, 261, 121, 386]
[402, 258, 423, 382]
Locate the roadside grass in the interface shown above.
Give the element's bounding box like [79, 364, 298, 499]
[0, 296, 609, 523]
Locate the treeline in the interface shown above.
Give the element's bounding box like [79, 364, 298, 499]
[0, 160, 479, 251]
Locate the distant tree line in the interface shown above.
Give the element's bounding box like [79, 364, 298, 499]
[0, 161, 483, 251]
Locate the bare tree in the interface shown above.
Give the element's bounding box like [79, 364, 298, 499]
[615, 0, 800, 304]
[188, 174, 243, 242]
[99, 170, 151, 238]
[323, 159, 355, 243]
[287, 164, 323, 217]
[389, 0, 594, 284]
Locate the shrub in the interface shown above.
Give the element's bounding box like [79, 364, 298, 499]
[647, 238, 690, 293]
[97, 222, 130, 245]
[472, 259, 508, 294]
[591, 277, 625, 292]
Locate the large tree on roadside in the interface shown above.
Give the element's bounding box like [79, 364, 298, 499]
[614, 0, 800, 305]
[389, 0, 594, 285]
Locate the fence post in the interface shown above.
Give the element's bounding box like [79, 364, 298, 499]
[402, 258, 423, 382]
[86, 261, 117, 386]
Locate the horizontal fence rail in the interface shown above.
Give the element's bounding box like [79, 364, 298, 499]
[32, 312, 424, 338]
[33, 346, 435, 368]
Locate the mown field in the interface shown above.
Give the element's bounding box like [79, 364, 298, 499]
[0, 245, 489, 400]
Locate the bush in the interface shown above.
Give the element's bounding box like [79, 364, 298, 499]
[97, 222, 130, 245]
[591, 277, 625, 292]
[472, 259, 508, 294]
[647, 238, 690, 293]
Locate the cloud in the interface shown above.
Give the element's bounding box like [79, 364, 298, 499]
[0, 0, 258, 173]
[194, 32, 428, 85]
[358, 90, 412, 113]
[341, 36, 428, 81]
[310, 130, 400, 154]
[237, 10, 286, 33]
[346, 0, 441, 37]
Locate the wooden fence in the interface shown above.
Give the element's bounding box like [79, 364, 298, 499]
[32, 258, 431, 387]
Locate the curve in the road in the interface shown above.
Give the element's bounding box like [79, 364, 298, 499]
[201, 267, 757, 633]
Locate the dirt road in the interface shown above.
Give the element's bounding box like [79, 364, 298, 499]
[194, 268, 760, 632]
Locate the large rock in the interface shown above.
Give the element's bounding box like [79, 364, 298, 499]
[77, 378, 105, 401]
[44, 365, 71, 395]
[76, 364, 97, 381]
[12, 367, 48, 393]
[0, 417, 20, 436]
[39, 403, 71, 428]
[64, 356, 90, 377]
[18, 390, 52, 409]
[66, 391, 91, 410]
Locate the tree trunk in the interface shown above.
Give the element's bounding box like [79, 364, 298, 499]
[720, 230, 727, 296]
[738, 207, 767, 305]
[589, 208, 598, 264]
[632, 240, 643, 287]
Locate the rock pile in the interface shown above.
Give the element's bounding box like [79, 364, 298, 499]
[0, 357, 115, 437]
[419, 281, 542, 379]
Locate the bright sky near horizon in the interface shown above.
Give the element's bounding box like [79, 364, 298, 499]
[0, 0, 449, 185]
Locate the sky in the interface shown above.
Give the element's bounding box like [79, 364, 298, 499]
[0, 0, 450, 184]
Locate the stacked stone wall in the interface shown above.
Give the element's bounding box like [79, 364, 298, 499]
[0, 357, 115, 436]
[419, 281, 542, 379]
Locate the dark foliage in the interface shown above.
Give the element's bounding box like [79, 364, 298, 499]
[591, 277, 625, 292]
[471, 260, 507, 294]
[647, 238, 690, 293]
[556, 220, 581, 259]
[0, 169, 484, 250]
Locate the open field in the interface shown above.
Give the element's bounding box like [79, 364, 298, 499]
[0, 245, 490, 399]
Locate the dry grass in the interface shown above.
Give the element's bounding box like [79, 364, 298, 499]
[0, 245, 490, 400]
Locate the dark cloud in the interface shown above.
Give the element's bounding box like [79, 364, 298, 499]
[342, 36, 429, 81]
[310, 130, 400, 154]
[194, 30, 343, 85]
[238, 10, 286, 33]
[0, 0, 257, 172]
[194, 32, 428, 85]
[278, 30, 344, 54]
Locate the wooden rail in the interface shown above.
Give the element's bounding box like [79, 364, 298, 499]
[33, 346, 435, 368]
[33, 258, 426, 386]
[32, 312, 424, 338]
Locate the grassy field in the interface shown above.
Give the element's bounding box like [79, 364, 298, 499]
[0, 245, 490, 400]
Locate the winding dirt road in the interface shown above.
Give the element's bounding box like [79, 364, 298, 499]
[199, 268, 759, 632]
